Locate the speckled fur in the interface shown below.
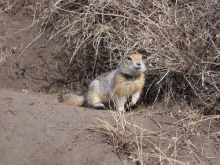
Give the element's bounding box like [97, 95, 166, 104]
[59, 53, 146, 111]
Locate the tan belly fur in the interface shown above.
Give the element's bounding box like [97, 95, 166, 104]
[114, 73, 145, 97]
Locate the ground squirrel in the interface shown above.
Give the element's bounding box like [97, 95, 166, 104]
[58, 53, 146, 111]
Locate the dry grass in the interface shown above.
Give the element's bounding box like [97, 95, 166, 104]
[96, 110, 220, 165]
[0, 45, 12, 66]
[32, 0, 219, 114]
[1, 1, 219, 114]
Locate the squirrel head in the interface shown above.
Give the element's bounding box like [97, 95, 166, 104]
[119, 53, 146, 76]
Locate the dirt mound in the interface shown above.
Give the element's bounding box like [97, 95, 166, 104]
[0, 89, 123, 165]
[1, 89, 220, 165]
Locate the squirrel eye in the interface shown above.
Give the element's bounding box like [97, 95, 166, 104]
[127, 56, 132, 61]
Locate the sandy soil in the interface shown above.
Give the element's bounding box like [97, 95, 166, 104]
[0, 89, 124, 165]
[1, 89, 219, 165]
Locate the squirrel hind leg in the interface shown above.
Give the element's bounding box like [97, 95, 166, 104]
[86, 91, 106, 109]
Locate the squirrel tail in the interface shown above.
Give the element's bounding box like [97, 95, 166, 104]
[58, 92, 85, 107]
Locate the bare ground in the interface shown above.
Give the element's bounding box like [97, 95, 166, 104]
[0, 89, 123, 165]
[1, 89, 220, 165]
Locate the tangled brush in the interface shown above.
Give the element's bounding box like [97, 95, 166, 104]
[2, 0, 220, 114]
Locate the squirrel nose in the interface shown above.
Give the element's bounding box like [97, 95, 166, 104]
[137, 63, 141, 66]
